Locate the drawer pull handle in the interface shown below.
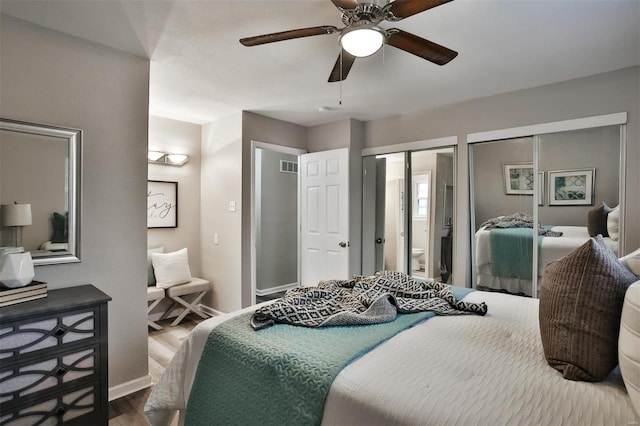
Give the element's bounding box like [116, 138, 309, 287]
[55, 367, 68, 376]
[54, 327, 67, 337]
[56, 406, 67, 416]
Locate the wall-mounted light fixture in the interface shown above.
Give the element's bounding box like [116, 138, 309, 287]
[148, 151, 189, 166]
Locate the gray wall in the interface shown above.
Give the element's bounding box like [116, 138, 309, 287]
[1, 15, 150, 390]
[256, 149, 298, 291]
[365, 66, 640, 286]
[148, 115, 203, 277]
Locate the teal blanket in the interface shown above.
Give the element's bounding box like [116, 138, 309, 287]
[185, 286, 474, 426]
[490, 227, 550, 280]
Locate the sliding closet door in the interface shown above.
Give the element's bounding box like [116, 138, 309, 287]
[537, 125, 622, 275]
[470, 137, 537, 296]
[362, 148, 455, 283]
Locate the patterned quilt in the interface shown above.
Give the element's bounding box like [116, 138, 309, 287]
[480, 212, 563, 237]
[251, 271, 487, 330]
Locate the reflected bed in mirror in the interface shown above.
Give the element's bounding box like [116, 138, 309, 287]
[0, 118, 81, 265]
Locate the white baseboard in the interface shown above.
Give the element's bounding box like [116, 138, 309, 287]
[109, 374, 152, 401]
[255, 282, 297, 296]
[198, 304, 225, 317]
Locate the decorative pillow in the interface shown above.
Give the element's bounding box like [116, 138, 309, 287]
[619, 281, 640, 417]
[539, 235, 638, 381]
[587, 202, 611, 237]
[51, 212, 68, 243]
[620, 248, 640, 276]
[147, 246, 165, 286]
[151, 248, 192, 289]
[607, 205, 620, 241]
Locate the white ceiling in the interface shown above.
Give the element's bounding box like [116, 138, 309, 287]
[2, 0, 639, 127]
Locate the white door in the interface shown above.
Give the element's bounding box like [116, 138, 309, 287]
[300, 148, 350, 286]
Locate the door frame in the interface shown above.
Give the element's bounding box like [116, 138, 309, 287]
[250, 140, 306, 304]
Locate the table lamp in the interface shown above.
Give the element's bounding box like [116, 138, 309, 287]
[1, 203, 32, 248]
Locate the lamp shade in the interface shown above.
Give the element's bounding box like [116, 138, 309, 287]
[1, 204, 33, 227]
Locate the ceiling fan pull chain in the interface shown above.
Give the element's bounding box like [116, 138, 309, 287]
[339, 49, 343, 105]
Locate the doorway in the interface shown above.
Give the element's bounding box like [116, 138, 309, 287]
[251, 142, 305, 304]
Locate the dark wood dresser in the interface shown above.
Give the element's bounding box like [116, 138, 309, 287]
[0, 285, 111, 425]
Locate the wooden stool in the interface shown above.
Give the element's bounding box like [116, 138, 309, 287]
[161, 278, 211, 326]
[147, 287, 165, 330]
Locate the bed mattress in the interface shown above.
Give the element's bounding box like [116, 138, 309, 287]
[145, 291, 638, 425]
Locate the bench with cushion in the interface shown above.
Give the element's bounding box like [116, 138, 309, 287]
[147, 246, 211, 328]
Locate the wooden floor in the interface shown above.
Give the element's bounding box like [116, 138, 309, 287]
[108, 315, 204, 426]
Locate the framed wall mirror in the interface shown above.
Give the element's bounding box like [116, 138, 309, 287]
[0, 118, 82, 265]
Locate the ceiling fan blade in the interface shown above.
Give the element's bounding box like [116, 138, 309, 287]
[328, 50, 357, 82]
[387, 0, 453, 20]
[240, 26, 339, 46]
[387, 29, 458, 65]
[330, 0, 360, 11]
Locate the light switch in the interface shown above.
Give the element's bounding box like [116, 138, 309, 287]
[213, 233, 219, 245]
[229, 201, 236, 212]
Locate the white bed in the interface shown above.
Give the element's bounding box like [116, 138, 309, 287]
[144, 290, 638, 426]
[475, 225, 619, 296]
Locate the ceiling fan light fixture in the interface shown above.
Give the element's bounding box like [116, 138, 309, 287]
[340, 25, 385, 57]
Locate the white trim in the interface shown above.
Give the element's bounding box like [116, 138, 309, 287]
[362, 136, 458, 156]
[199, 304, 226, 317]
[251, 140, 306, 305]
[109, 375, 152, 401]
[619, 124, 627, 255]
[255, 282, 298, 296]
[467, 112, 628, 143]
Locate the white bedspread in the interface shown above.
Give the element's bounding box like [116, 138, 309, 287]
[145, 291, 638, 426]
[475, 226, 619, 295]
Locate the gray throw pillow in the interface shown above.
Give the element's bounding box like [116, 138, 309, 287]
[539, 235, 638, 381]
[587, 201, 611, 237]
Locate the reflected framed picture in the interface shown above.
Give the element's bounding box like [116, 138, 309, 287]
[147, 180, 178, 228]
[503, 163, 534, 195]
[548, 168, 595, 206]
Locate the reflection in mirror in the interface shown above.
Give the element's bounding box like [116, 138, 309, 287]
[0, 118, 81, 265]
[471, 125, 623, 298]
[362, 147, 455, 283]
[471, 137, 535, 296]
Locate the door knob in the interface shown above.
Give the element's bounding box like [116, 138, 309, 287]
[338, 241, 347, 248]
[376, 238, 384, 244]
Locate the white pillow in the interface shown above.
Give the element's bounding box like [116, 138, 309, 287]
[607, 205, 620, 241]
[620, 248, 640, 277]
[151, 248, 192, 289]
[619, 281, 640, 417]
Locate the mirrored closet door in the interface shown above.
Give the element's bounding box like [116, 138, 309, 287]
[362, 147, 455, 283]
[470, 122, 624, 298]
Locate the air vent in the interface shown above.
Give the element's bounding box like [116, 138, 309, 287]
[280, 160, 298, 174]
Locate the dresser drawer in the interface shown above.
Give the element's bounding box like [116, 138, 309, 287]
[0, 382, 102, 426]
[0, 308, 99, 364]
[0, 345, 99, 405]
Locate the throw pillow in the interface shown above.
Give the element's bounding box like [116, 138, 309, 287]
[620, 248, 640, 276]
[619, 281, 640, 418]
[51, 212, 68, 243]
[539, 235, 638, 381]
[152, 248, 192, 289]
[147, 246, 165, 286]
[607, 205, 620, 241]
[587, 202, 611, 237]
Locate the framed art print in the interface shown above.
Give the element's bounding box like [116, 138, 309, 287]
[548, 168, 595, 206]
[503, 163, 534, 195]
[147, 180, 178, 228]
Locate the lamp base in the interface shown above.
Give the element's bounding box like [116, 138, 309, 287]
[0, 252, 35, 288]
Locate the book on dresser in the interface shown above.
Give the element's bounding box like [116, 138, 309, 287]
[0, 280, 47, 307]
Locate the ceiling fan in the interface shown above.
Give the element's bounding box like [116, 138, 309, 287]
[239, 0, 458, 82]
